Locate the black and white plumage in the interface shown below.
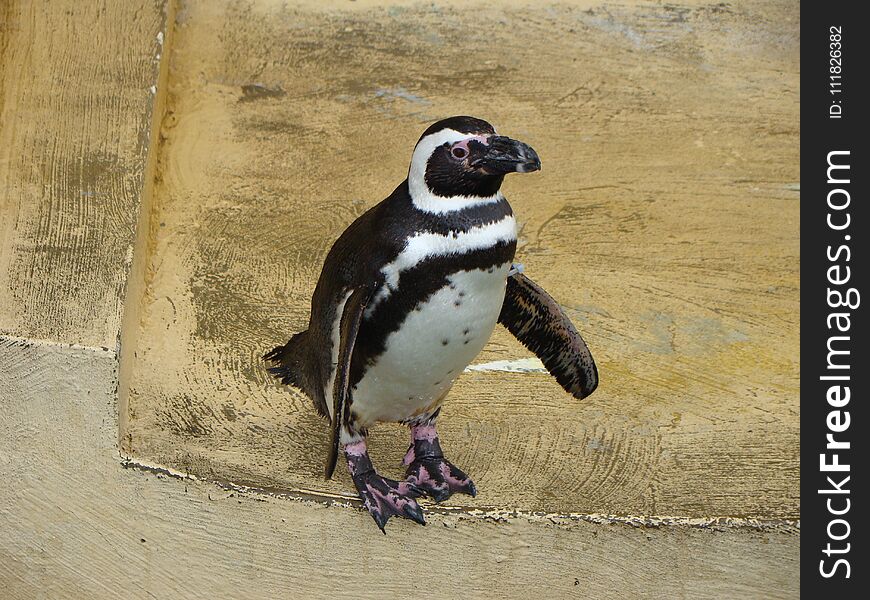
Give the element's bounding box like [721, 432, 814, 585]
[265, 116, 597, 531]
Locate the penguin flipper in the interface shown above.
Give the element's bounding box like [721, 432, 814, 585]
[498, 271, 598, 399]
[325, 285, 373, 480]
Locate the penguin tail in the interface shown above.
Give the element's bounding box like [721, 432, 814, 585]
[263, 333, 306, 387]
[264, 332, 325, 416]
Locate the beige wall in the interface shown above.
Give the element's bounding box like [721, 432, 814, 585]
[1, 1, 799, 598]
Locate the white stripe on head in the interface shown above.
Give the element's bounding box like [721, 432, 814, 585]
[408, 128, 502, 214]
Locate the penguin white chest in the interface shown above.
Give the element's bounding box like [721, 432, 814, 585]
[353, 263, 511, 424]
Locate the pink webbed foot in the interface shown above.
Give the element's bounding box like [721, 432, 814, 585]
[403, 425, 477, 503]
[345, 441, 425, 532]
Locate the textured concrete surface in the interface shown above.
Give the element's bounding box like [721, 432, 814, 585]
[0, 338, 799, 599]
[126, 0, 799, 519]
[0, 0, 168, 349]
[1, 0, 800, 597]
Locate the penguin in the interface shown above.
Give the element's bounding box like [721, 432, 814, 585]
[265, 116, 597, 532]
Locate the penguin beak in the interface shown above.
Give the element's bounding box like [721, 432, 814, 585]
[473, 136, 541, 174]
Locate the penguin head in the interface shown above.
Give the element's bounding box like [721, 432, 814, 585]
[408, 116, 540, 212]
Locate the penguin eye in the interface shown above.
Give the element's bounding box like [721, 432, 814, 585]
[451, 146, 468, 159]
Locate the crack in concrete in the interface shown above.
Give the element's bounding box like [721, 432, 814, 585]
[0, 334, 116, 356]
[119, 454, 799, 534]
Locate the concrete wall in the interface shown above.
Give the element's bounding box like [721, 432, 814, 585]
[1, 1, 799, 598]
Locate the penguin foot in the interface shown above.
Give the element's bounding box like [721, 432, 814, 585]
[403, 424, 478, 503]
[404, 455, 478, 502]
[345, 441, 426, 532]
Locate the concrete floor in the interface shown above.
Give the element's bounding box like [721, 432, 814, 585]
[1, 0, 800, 597]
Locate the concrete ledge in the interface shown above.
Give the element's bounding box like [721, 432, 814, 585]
[124, 0, 799, 520]
[1, 337, 798, 599]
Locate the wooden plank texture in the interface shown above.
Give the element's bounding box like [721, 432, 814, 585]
[125, 0, 799, 520]
[0, 0, 168, 348]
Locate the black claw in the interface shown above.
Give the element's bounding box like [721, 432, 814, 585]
[405, 503, 427, 526]
[373, 512, 389, 533]
[466, 480, 478, 498]
[429, 487, 451, 503]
